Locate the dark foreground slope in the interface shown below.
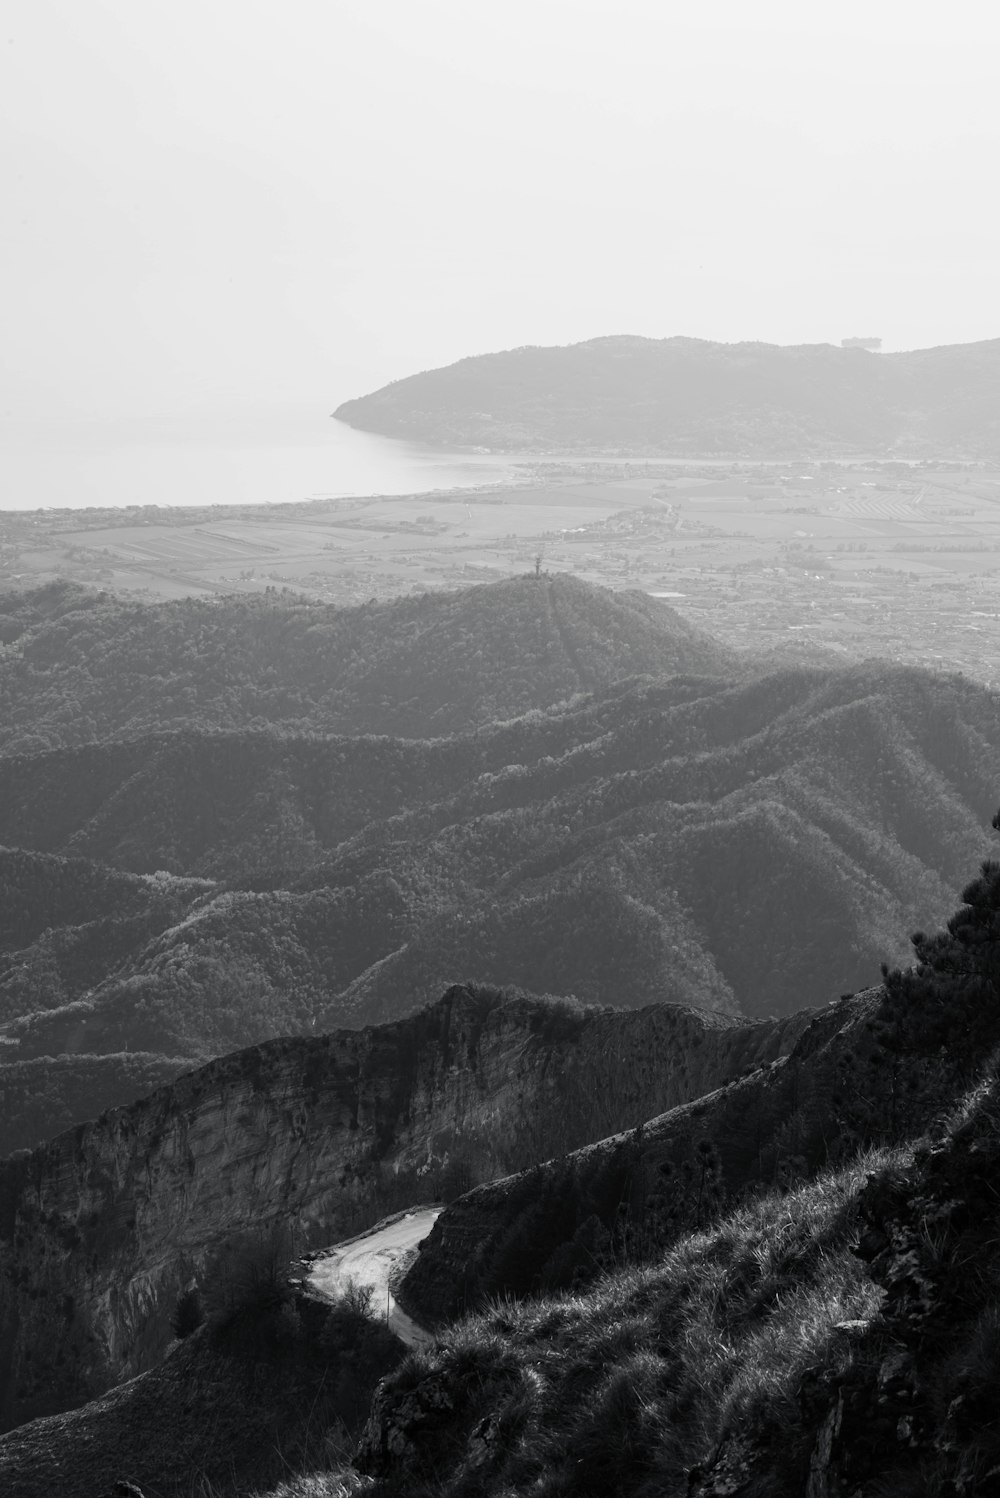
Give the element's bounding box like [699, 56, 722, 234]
[0, 1306, 388, 1498]
[354, 832, 1000, 1497]
[0, 986, 805, 1431]
[365, 1095, 1000, 1498]
[333, 333, 1000, 456]
[6, 830, 1000, 1498]
[0, 574, 732, 753]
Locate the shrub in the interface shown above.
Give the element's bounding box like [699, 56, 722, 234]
[201, 1223, 300, 1359]
[318, 1279, 402, 1428]
[172, 1284, 205, 1339]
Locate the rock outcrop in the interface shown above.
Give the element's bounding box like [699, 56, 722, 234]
[0, 985, 805, 1430]
[398, 986, 916, 1323]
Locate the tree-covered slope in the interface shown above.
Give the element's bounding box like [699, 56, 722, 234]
[0, 575, 732, 753]
[333, 333, 1000, 456]
[0, 662, 997, 1144]
[3, 575, 999, 1155]
[0, 1052, 191, 1156]
[0, 847, 211, 959]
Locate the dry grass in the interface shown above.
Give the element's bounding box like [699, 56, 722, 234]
[366, 1144, 906, 1497]
[196, 1474, 367, 1498]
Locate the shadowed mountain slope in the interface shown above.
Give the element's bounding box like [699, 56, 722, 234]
[0, 852, 214, 1152]
[333, 333, 1000, 456]
[0, 1315, 387, 1498]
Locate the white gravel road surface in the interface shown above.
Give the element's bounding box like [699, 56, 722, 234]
[306, 1206, 442, 1348]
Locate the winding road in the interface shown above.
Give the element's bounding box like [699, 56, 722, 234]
[306, 1206, 442, 1348]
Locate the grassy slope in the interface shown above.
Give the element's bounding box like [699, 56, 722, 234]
[360, 1147, 898, 1496]
[361, 1071, 1000, 1497]
[6, 1154, 889, 1498]
[0, 985, 810, 1431]
[24, 1072, 998, 1498]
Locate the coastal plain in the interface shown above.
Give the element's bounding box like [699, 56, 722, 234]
[3, 459, 1000, 685]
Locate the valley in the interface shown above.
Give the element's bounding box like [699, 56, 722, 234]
[0, 562, 998, 1498]
[2, 577, 999, 1156]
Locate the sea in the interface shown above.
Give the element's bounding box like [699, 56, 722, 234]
[0, 406, 522, 514]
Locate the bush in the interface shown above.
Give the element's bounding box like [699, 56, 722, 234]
[172, 1284, 204, 1339]
[318, 1279, 402, 1428]
[318, 1279, 377, 1357]
[201, 1224, 300, 1359]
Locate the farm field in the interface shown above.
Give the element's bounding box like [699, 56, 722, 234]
[2, 460, 999, 686]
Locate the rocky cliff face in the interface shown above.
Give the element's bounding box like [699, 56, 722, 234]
[0, 985, 806, 1431]
[400, 987, 895, 1322]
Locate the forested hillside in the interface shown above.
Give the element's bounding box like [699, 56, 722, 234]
[2, 566, 1000, 1495]
[333, 333, 1000, 455]
[0, 575, 731, 752]
[2, 663, 998, 1150]
[2, 576, 1000, 1154]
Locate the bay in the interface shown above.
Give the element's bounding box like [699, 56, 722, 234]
[0, 406, 519, 513]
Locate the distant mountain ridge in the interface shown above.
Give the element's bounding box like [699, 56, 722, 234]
[333, 334, 1000, 456]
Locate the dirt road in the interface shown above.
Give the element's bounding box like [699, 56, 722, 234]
[306, 1206, 442, 1348]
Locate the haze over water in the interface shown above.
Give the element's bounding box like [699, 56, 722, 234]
[0, 409, 519, 513]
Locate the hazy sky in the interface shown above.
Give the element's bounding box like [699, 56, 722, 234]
[3, 0, 999, 418]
